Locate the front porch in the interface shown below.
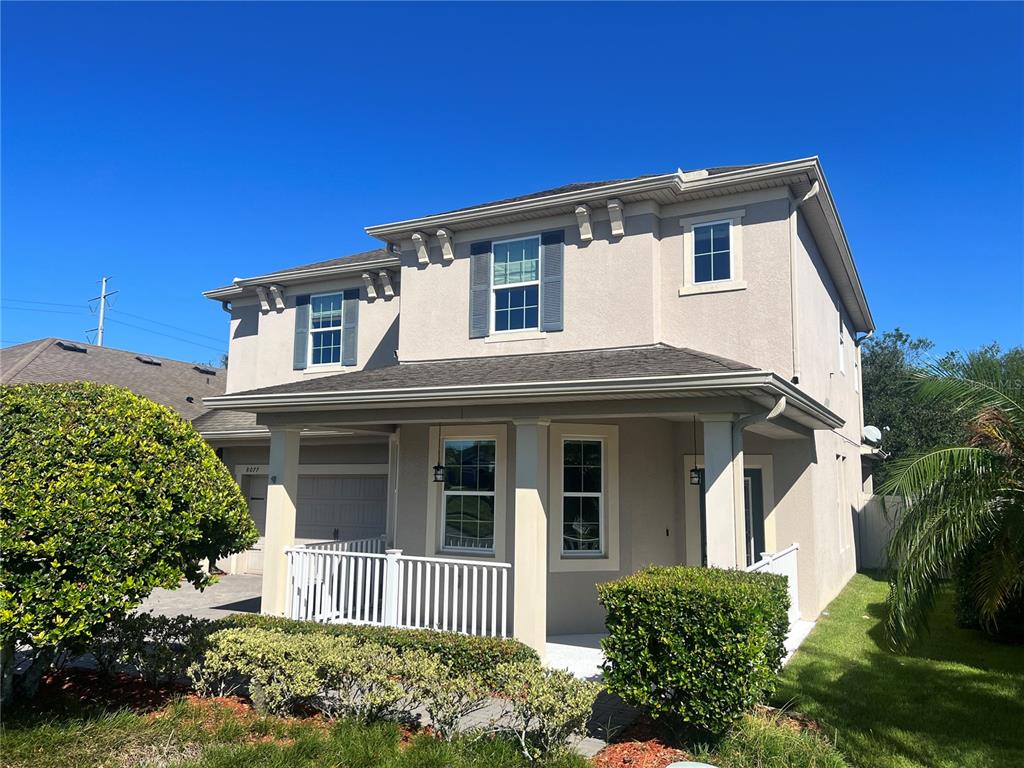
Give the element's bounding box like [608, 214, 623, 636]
[205, 345, 846, 657]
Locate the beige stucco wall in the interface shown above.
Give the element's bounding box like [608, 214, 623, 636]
[217, 439, 390, 473]
[224, 277, 400, 393]
[394, 209, 659, 362]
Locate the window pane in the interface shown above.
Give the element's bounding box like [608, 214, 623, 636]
[495, 310, 510, 331]
[564, 441, 582, 465]
[695, 253, 712, 283]
[582, 466, 601, 493]
[581, 441, 601, 466]
[444, 491, 495, 550]
[509, 308, 524, 329]
[311, 294, 343, 329]
[713, 252, 730, 281]
[311, 330, 341, 365]
[493, 238, 539, 286]
[711, 222, 730, 251]
[564, 466, 583, 493]
[694, 225, 712, 255]
[524, 307, 538, 329]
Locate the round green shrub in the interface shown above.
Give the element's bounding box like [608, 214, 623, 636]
[0, 382, 257, 657]
[597, 565, 789, 734]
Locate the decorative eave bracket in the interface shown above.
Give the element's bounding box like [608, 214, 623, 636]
[607, 199, 625, 237]
[379, 270, 395, 299]
[436, 228, 454, 263]
[362, 272, 379, 301]
[575, 204, 593, 242]
[255, 285, 271, 313]
[268, 284, 285, 311]
[411, 232, 430, 265]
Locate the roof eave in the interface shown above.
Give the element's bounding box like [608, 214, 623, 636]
[202, 255, 402, 302]
[364, 173, 685, 241]
[203, 369, 843, 430]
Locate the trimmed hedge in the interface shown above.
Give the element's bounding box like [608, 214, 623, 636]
[214, 614, 538, 687]
[597, 565, 789, 734]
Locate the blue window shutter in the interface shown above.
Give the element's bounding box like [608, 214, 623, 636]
[293, 295, 311, 370]
[469, 240, 492, 338]
[342, 288, 359, 366]
[540, 230, 564, 332]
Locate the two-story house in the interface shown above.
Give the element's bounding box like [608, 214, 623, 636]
[199, 157, 873, 655]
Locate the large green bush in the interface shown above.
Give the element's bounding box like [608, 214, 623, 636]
[597, 565, 789, 734]
[216, 613, 538, 687]
[0, 382, 256, 701]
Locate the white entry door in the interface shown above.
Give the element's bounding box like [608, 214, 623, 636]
[240, 472, 387, 575]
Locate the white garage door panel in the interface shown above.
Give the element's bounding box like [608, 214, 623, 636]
[240, 472, 387, 575]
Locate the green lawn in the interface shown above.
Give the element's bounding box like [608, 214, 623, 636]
[777, 572, 1024, 768]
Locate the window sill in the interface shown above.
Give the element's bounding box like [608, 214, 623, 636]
[303, 364, 353, 375]
[678, 280, 748, 297]
[484, 330, 546, 343]
[438, 548, 497, 560]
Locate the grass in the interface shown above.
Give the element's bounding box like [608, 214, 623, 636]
[776, 572, 1024, 768]
[0, 697, 589, 768]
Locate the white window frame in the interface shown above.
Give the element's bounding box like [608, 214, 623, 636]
[548, 423, 620, 572]
[692, 219, 734, 285]
[425, 425, 508, 562]
[679, 209, 747, 296]
[308, 291, 344, 367]
[440, 437, 497, 555]
[490, 235, 542, 335]
[560, 437, 605, 558]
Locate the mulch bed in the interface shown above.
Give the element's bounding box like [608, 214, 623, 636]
[593, 716, 693, 768]
[32, 668, 187, 713]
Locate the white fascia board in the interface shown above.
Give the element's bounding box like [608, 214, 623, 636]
[363, 174, 684, 240]
[203, 369, 843, 429]
[202, 256, 401, 301]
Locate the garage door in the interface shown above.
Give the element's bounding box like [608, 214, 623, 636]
[240, 473, 387, 574]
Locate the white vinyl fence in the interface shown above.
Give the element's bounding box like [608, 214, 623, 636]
[302, 535, 387, 554]
[746, 543, 801, 625]
[286, 543, 512, 637]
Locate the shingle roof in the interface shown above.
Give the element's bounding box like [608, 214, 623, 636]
[220, 344, 756, 399]
[192, 409, 262, 434]
[422, 163, 771, 217]
[207, 248, 393, 294]
[0, 338, 225, 420]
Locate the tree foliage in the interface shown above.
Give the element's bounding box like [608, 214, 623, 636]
[880, 348, 1024, 649]
[861, 329, 962, 483]
[0, 382, 256, 665]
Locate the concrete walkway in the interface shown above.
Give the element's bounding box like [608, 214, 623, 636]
[139, 574, 262, 620]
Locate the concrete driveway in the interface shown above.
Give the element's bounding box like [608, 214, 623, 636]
[139, 574, 262, 621]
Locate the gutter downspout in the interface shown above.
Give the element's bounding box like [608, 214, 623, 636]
[731, 396, 787, 565]
[788, 180, 820, 385]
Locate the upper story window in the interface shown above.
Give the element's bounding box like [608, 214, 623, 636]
[310, 292, 343, 365]
[693, 221, 731, 283]
[679, 209, 746, 296]
[492, 236, 540, 333]
[443, 438, 497, 552]
[838, 312, 846, 374]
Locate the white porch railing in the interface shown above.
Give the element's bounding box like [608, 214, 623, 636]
[746, 542, 801, 625]
[302, 534, 387, 554]
[286, 545, 512, 637]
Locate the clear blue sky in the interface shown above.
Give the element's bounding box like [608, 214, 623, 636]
[2, 1, 1022, 364]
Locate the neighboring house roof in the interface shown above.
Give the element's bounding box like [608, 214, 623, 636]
[204, 343, 843, 431]
[204, 248, 399, 300]
[0, 338, 225, 421]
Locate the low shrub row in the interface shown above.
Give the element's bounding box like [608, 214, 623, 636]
[215, 613, 538, 687]
[194, 625, 598, 760]
[598, 564, 789, 735]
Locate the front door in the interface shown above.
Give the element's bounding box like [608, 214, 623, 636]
[698, 467, 766, 566]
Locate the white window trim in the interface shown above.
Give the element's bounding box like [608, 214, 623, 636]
[559, 437, 606, 558]
[490, 235, 542, 335]
[308, 290, 345, 368]
[549, 423, 619, 572]
[425, 425, 508, 562]
[678, 209, 747, 296]
[682, 454, 775, 567]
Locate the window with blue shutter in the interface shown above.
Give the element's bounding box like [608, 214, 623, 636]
[296, 289, 360, 367]
[540, 230, 564, 332]
[293, 295, 311, 370]
[469, 241, 492, 338]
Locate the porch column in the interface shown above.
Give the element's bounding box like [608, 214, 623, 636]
[262, 427, 300, 616]
[701, 415, 741, 568]
[513, 420, 550, 656]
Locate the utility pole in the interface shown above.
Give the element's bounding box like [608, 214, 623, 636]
[89, 277, 117, 346]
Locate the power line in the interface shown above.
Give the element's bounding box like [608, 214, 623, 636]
[1, 305, 91, 316]
[108, 307, 225, 343]
[105, 318, 225, 352]
[3, 298, 87, 309]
